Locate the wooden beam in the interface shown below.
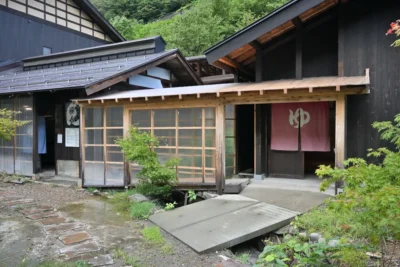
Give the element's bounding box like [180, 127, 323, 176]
[309, 87, 313, 93]
[219, 56, 254, 77]
[249, 40, 263, 50]
[197, 93, 201, 99]
[260, 90, 264, 95]
[336, 85, 340, 91]
[215, 104, 225, 195]
[129, 98, 133, 102]
[145, 97, 148, 101]
[179, 94, 182, 100]
[161, 96, 165, 100]
[101, 99, 104, 103]
[335, 94, 346, 168]
[283, 88, 288, 94]
[216, 92, 220, 97]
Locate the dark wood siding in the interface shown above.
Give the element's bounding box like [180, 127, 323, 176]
[0, 8, 107, 62]
[303, 16, 338, 78]
[343, 0, 400, 158]
[263, 39, 296, 81]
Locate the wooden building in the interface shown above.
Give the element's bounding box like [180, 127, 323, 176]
[0, 37, 202, 182]
[1, 0, 399, 194]
[76, 0, 396, 193]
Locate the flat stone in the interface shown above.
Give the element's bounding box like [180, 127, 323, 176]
[59, 231, 90, 245]
[0, 195, 24, 201]
[20, 205, 53, 215]
[5, 199, 34, 206]
[88, 254, 114, 266]
[59, 241, 100, 258]
[129, 194, 151, 203]
[39, 217, 66, 225]
[43, 222, 86, 234]
[26, 211, 58, 220]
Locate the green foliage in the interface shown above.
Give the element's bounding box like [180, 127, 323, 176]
[387, 19, 400, 47]
[117, 127, 180, 198]
[188, 190, 196, 202]
[141, 226, 165, 246]
[233, 252, 250, 265]
[256, 238, 343, 267]
[108, 189, 137, 216]
[130, 201, 155, 219]
[333, 246, 368, 267]
[112, 248, 141, 267]
[33, 260, 91, 267]
[164, 201, 177, 211]
[315, 113, 400, 244]
[91, 0, 193, 23]
[161, 244, 175, 254]
[86, 187, 97, 193]
[95, 0, 289, 56]
[0, 109, 29, 141]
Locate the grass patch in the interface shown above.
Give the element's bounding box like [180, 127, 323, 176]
[233, 252, 250, 264]
[142, 226, 165, 246]
[161, 244, 175, 255]
[86, 187, 97, 193]
[294, 204, 371, 240]
[111, 248, 141, 267]
[130, 201, 155, 219]
[108, 189, 137, 215]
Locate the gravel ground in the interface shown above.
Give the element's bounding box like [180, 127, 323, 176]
[0, 182, 90, 209]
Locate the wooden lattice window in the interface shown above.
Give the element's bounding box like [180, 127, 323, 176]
[130, 107, 217, 184]
[225, 105, 236, 178]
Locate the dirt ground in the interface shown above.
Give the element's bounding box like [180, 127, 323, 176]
[0, 182, 239, 267]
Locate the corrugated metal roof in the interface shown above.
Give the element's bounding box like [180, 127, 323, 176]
[0, 50, 176, 95]
[79, 71, 370, 102]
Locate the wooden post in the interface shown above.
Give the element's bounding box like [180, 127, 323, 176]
[293, 17, 303, 80]
[80, 105, 85, 184]
[338, 1, 344, 77]
[254, 104, 266, 179]
[335, 95, 346, 168]
[215, 104, 225, 195]
[255, 48, 263, 83]
[123, 106, 130, 186]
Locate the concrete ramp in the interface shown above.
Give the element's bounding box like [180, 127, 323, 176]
[149, 195, 298, 253]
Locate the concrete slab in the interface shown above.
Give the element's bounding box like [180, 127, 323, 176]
[59, 231, 90, 245]
[224, 179, 250, 194]
[240, 185, 331, 213]
[39, 217, 66, 225]
[150, 195, 298, 253]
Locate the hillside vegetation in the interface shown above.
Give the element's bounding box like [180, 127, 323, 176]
[92, 0, 288, 56]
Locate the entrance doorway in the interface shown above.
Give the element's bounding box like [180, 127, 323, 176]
[236, 105, 254, 174]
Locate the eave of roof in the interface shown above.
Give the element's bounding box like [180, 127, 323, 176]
[76, 70, 370, 103]
[204, 0, 327, 63]
[77, 0, 125, 42]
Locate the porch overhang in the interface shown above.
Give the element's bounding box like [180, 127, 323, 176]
[75, 69, 370, 105]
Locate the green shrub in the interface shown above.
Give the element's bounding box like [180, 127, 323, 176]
[111, 248, 141, 267]
[108, 189, 137, 216]
[130, 201, 155, 219]
[117, 127, 180, 198]
[164, 202, 177, 211]
[315, 114, 400, 244]
[141, 226, 165, 246]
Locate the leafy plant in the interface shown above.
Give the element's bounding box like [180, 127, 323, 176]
[256, 238, 341, 267]
[316, 114, 400, 244]
[130, 201, 155, 219]
[0, 109, 29, 141]
[234, 252, 250, 264]
[188, 190, 197, 202]
[108, 189, 137, 216]
[111, 248, 141, 267]
[86, 187, 97, 193]
[387, 19, 400, 47]
[164, 201, 177, 211]
[117, 127, 180, 198]
[161, 244, 175, 254]
[141, 226, 165, 246]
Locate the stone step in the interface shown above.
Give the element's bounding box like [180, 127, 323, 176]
[20, 205, 54, 215]
[26, 211, 58, 220]
[39, 216, 67, 225]
[59, 241, 100, 258]
[43, 222, 87, 235]
[59, 231, 91, 245]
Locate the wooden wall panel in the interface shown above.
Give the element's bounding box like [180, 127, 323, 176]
[1, 0, 112, 41]
[343, 0, 400, 159]
[0, 8, 107, 61]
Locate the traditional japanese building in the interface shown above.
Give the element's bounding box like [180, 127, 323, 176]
[1, 0, 399, 194]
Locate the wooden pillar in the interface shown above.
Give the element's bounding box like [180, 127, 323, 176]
[215, 104, 225, 195]
[335, 95, 346, 168]
[80, 105, 85, 183]
[123, 105, 130, 186]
